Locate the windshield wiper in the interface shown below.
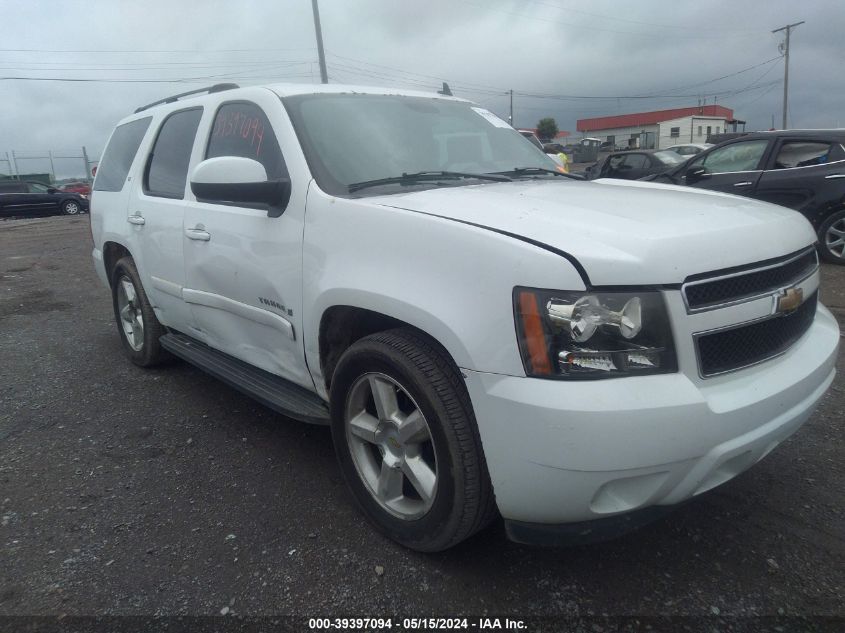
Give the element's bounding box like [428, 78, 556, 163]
[348, 170, 512, 193]
[495, 167, 585, 180]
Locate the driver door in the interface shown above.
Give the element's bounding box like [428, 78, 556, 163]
[182, 93, 312, 389]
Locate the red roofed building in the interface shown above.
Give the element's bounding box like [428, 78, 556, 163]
[577, 105, 735, 149]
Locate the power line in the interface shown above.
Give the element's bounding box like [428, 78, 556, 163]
[458, 0, 770, 40]
[521, 0, 764, 34]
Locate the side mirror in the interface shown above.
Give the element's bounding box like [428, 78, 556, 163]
[190, 156, 291, 218]
[47, 187, 58, 194]
[685, 165, 709, 183]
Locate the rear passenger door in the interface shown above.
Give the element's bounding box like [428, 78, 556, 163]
[0, 182, 31, 216]
[182, 93, 313, 389]
[129, 107, 203, 331]
[753, 139, 845, 225]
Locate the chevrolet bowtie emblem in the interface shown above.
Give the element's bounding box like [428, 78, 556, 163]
[776, 287, 803, 313]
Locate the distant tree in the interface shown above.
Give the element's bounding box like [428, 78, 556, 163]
[536, 117, 558, 141]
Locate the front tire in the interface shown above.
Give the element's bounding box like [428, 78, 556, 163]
[819, 209, 845, 264]
[330, 329, 496, 552]
[111, 256, 169, 367]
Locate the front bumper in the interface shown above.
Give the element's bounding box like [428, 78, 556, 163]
[463, 304, 839, 526]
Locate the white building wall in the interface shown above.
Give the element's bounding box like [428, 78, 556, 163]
[585, 116, 730, 149]
[658, 116, 728, 148]
[581, 124, 660, 149]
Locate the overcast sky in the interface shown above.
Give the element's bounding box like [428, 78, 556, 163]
[1, 0, 842, 178]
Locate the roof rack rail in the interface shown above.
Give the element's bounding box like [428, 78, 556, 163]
[134, 83, 240, 114]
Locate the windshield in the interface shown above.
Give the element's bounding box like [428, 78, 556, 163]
[653, 151, 687, 166]
[284, 94, 558, 196]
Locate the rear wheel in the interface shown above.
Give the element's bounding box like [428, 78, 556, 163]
[61, 199, 81, 215]
[111, 256, 169, 366]
[819, 210, 845, 264]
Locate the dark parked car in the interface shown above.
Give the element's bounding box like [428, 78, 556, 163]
[0, 180, 89, 217]
[585, 149, 686, 180]
[645, 130, 845, 264]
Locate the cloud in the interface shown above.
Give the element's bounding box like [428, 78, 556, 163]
[1, 0, 841, 178]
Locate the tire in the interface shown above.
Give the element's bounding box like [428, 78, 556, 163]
[61, 199, 81, 215]
[110, 256, 169, 367]
[818, 209, 845, 265]
[329, 328, 496, 552]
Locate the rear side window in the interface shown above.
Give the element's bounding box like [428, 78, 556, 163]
[145, 108, 203, 199]
[94, 117, 152, 192]
[0, 182, 27, 193]
[206, 102, 287, 179]
[773, 141, 833, 169]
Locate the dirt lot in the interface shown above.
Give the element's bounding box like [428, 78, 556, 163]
[1, 216, 843, 628]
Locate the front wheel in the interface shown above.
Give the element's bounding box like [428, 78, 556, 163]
[330, 329, 496, 552]
[61, 199, 81, 215]
[819, 209, 845, 264]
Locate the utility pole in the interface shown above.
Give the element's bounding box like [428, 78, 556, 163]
[772, 21, 804, 130]
[48, 150, 56, 182]
[311, 0, 328, 84]
[82, 146, 92, 180]
[10, 150, 19, 179]
[509, 89, 513, 126]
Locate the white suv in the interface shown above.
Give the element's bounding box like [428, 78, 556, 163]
[90, 83, 840, 551]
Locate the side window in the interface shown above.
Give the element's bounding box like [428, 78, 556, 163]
[772, 141, 832, 169]
[206, 102, 287, 179]
[1, 182, 28, 193]
[698, 140, 769, 174]
[623, 154, 648, 169]
[29, 182, 50, 193]
[145, 108, 203, 199]
[94, 117, 152, 192]
[607, 155, 625, 171]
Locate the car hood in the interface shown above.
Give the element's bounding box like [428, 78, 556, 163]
[368, 178, 816, 285]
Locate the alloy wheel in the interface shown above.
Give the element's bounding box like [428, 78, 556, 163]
[116, 276, 144, 351]
[344, 372, 438, 520]
[825, 218, 845, 259]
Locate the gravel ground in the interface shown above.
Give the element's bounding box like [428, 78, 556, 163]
[1, 216, 843, 625]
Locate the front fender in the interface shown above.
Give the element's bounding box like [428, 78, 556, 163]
[301, 184, 585, 393]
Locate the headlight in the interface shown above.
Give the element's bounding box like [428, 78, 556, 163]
[514, 287, 677, 379]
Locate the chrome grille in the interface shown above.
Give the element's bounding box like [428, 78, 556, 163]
[683, 248, 818, 312]
[696, 292, 818, 377]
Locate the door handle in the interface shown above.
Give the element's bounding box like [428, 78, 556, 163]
[824, 174, 845, 179]
[733, 181, 753, 187]
[185, 228, 211, 241]
[127, 214, 145, 225]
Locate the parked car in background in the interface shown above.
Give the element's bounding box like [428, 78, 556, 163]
[586, 149, 686, 180]
[644, 130, 845, 264]
[59, 181, 92, 197]
[0, 180, 89, 217]
[663, 143, 713, 156]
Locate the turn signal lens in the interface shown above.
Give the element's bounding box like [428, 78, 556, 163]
[517, 290, 552, 375]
